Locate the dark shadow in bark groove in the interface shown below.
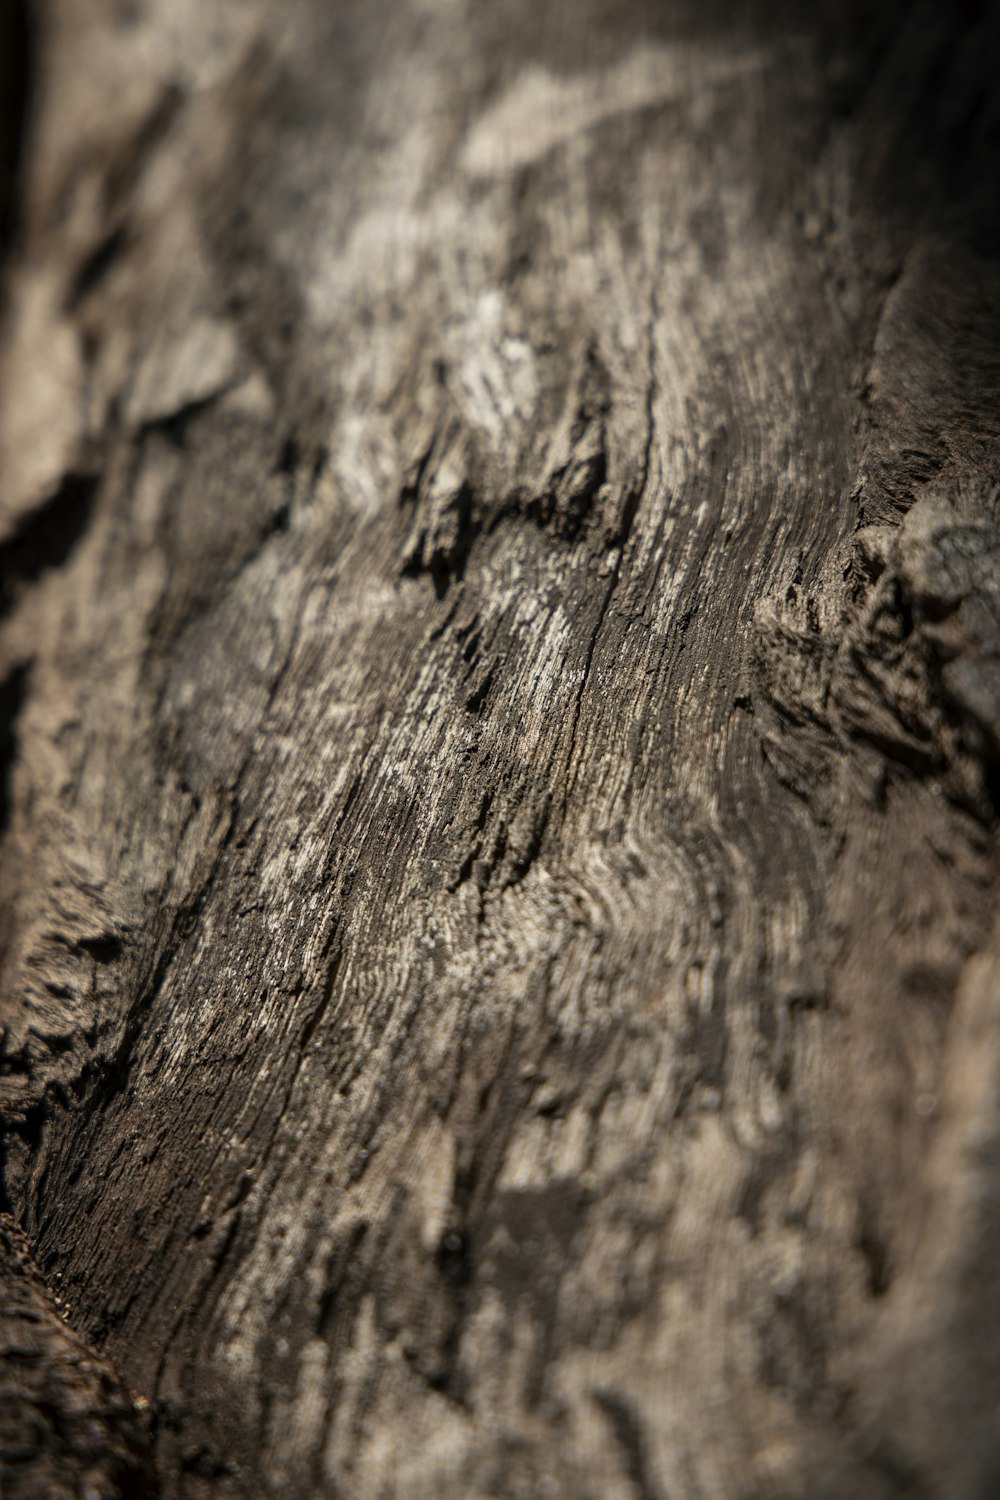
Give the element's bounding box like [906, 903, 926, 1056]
[0, 0, 32, 262]
[0, 472, 100, 616]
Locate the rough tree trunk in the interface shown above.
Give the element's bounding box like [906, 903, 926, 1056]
[2, 2, 1000, 1497]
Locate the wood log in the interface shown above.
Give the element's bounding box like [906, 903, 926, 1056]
[2, 2, 1000, 1496]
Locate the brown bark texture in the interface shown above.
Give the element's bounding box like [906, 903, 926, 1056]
[2, 1, 1000, 1497]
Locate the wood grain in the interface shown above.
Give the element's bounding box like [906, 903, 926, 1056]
[2, 2, 1000, 1496]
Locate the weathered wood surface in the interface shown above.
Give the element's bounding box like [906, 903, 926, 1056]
[0, 1212, 156, 1499]
[2, 2, 1000, 1496]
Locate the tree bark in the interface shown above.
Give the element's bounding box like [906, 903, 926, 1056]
[2, 2, 1000, 1497]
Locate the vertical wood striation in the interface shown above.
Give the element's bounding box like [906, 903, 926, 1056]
[2, 2, 1000, 1496]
